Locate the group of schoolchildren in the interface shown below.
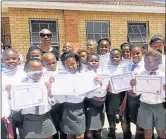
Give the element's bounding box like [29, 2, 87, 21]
[1, 34, 166, 139]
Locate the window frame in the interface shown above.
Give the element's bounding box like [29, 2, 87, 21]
[86, 20, 110, 43]
[127, 21, 149, 43]
[29, 19, 59, 48]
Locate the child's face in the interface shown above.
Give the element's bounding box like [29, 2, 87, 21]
[98, 40, 110, 55]
[150, 40, 164, 52]
[87, 42, 97, 54]
[144, 56, 159, 71]
[27, 61, 43, 80]
[44, 56, 57, 71]
[87, 55, 99, 70]
[131, 47, 143, 63]
[110, 50, 121, 65]
[122, 46, 131, 59]
[62, 43, 73, 53]
[30, 50, 42, 60]
[79, 52, 88, 64]
[64, 57, 79, 74]
[3, 51, 19, 70]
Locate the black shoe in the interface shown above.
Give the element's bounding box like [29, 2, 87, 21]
[108, 132, 116, 139]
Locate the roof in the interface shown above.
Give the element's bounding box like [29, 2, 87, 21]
[2, 0, 165, 14]
[29, 0, 165, 7]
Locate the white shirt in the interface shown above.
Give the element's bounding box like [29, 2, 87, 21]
[140, 70, 165, 104]
[15, 76, 56, 115]
[159, 55, 165, 73]
[85, 69, 107, 98]
[99, 53, 110, 68]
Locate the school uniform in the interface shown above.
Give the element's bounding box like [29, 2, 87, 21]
[14, 76, 56, 138]
[137, 70, 165, 130]
[123, 59, 145, 139]
[99, 53, 110, 68]
[85, 69, 106, 132]
[60, 71, 99, 135]
[105, 63, 127, 138]
[2, 67, 26, 139]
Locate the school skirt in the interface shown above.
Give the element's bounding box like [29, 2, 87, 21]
[60, 102, 85, 135]
[105, 91, 126, 115]
[126, 95, 140, 124]
[22, 112, 56, 138]
[137, 102, 165, 130]
[85, 97, 105, 131]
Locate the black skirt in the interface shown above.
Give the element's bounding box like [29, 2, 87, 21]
[60, 102, 85, 135]
[85, 98, 105, 131]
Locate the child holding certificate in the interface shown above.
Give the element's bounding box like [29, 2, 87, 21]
[42, 53, 67, 139]
[60, 52, 102, 139]
[6, 58, 57, 139]
[105, 48, 129, 139]
[84, 53, 106, 139]
[2, 48, 26, 139]
[121, 43, 145, 139]
[130, 49, 166, 139]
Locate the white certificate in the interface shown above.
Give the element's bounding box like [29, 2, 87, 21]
[53, 74, 75, 95]
[97, 74, 110, 89]
[43, 71, 55, 81]
[74, 71, 100, 96]
[110, 72, 133, 94]
[11, 83, 45, 110]
[134, 75, 165, 97]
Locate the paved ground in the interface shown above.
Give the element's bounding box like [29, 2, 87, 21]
[102, 113, 158, 139]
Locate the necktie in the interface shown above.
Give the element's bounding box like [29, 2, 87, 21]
[150, 71, 157, 75]
[34, 80, 39, 115]
[131, 64, 137, 71]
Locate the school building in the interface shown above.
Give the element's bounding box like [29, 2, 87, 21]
[2, 0, 165, 58]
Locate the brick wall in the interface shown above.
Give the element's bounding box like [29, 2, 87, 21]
[8, 8, 165, 58]
[8, 8, 65, 57]
[1, 17, 11, 45]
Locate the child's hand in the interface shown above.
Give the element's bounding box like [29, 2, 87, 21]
[130, 79, 136, 88]
[45, 82, 53, 97]
[6, 84, 12, 99]
[106, 81, 112, 92]
[49, 76, 55, 84]
[94, 76, 103, 86]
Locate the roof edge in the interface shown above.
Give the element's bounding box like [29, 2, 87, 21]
[2, 1, 165, 13]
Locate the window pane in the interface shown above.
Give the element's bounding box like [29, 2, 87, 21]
[49, 23, 57, 32]
[94, 22, 101, 33]
[142, 33, 147, 42]
[102, 22, 109, 33]
[87, 22, 93, 33]
[31, 23, 39, 32]
[102, 34, 108, 38]
[139, 25, 146, 33]
[94, 34, 102, 42]
[135, 34, 143, 42]
[132, 25, 140, 33]
[31, 37, 40, 43]
[40, 24, 48, 30]
[87, 34, 93, 40]
[32, 32, 39, 37]
[128, 34, 136, 42]
[128, 25, 133, 33]
[52, 37, 58, 42]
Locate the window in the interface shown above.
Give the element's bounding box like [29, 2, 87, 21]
[128, 22, 148, 43]
[30, 20, 59, 47]
[86, 21, 110, 43]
